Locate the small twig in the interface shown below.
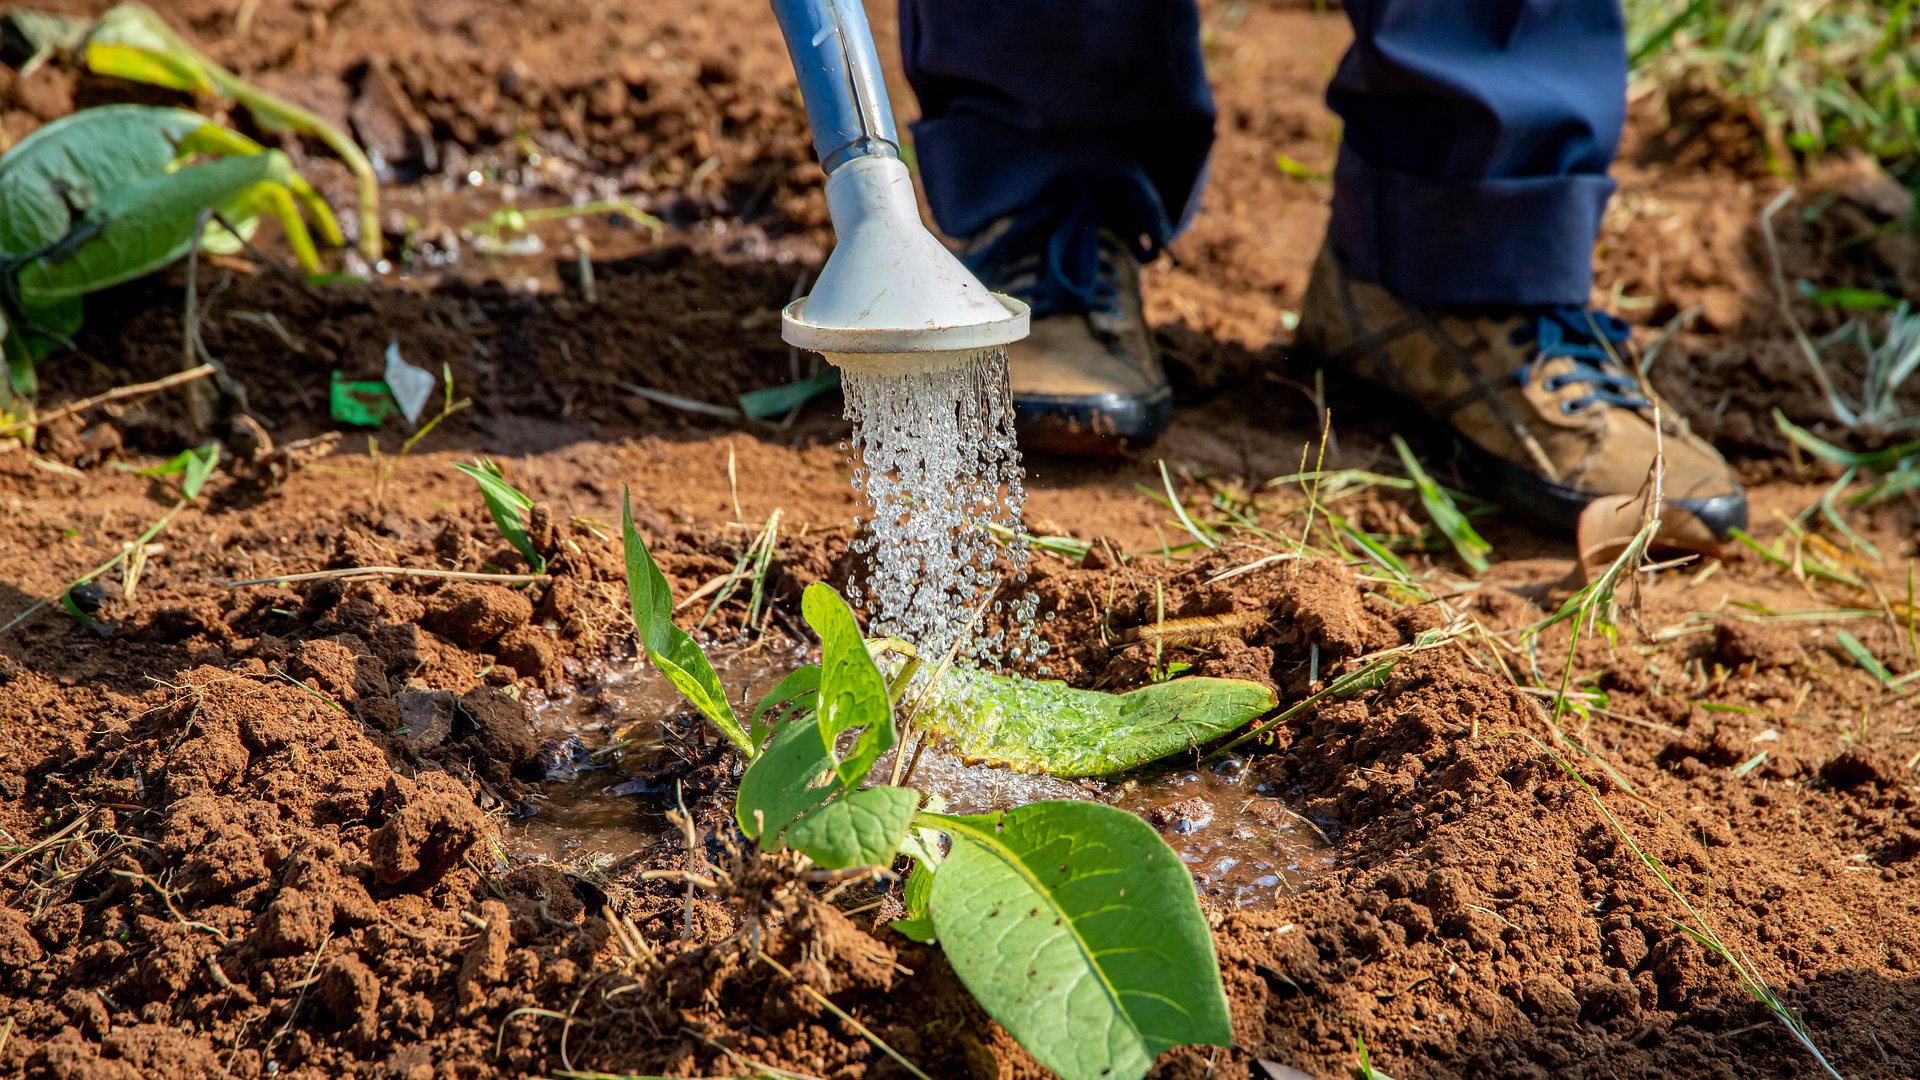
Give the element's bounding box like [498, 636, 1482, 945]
[0, 365, 218, 438]
[216, 566, 551, 587]
[0, 810, 92, 875]
[611, 379, 742, 420]
[109, 868, 229, 942]
[265, 932, 331, 1061]
[757, 950, 933, 1080]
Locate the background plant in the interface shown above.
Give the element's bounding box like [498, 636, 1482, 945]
[1627, 0, 1920, 180]
[0, 104, 338, 403]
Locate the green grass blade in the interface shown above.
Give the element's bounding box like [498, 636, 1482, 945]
[1392, 435, 1492, 572]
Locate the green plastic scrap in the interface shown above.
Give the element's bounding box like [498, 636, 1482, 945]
[329, 371, 398, 427]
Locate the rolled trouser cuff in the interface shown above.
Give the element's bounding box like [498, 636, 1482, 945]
[1329, 143, 1614, 309]
[913, 112, 1210, 243]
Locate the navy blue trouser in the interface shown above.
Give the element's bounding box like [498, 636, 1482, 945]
[899, 0, 1627, 308]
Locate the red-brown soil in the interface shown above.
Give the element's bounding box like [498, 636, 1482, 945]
[3, 2, 1918, 1079]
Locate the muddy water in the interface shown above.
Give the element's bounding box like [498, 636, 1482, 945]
[504, 651, 1335, 909]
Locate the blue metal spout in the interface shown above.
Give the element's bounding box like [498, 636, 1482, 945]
[771, 0, 899, 174]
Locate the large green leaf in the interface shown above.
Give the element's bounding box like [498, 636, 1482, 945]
[928, 803, 1233, 1080]
[779, 785, 916, 870]
[914, 673, 1275, 776]
[15, 152, 285, 301]
[620, 491, 750, 753]
[802, 582, 893, 789]
[0, 104, 208, 256]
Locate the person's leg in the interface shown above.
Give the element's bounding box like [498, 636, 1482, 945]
[1326, 0, 1625, 308]
[899, 0, 1215, 244]
[1298, 0, 1747, 536]
[898, 0, 1215, 453]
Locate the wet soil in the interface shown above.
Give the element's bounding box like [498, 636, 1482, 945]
[4, 2, 1920, 1079]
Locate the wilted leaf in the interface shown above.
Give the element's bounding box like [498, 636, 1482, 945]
[914, 673, 1274, 776]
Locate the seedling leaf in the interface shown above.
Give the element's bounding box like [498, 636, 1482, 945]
[780, 785, 917, 870]
[620, 490, 749, 752]
[926, 803, 1232, 1080]
[803, 581, 895, 789]
[914, 674, 1275, 776]
[738, 370, 840, 421]
[457, 460, 546, 573]
[1834, 630, 1894, 686]
[137, 441, 218, 499]
[1774, 409, 1920, 471]
[750, 664, 820, 747]
[736, 711, 842, 842]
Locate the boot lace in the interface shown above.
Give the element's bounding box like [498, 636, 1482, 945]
[963, 171, 1168, 319]
[1511, 307, 1651, 415]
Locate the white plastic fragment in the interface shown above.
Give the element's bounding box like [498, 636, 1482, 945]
[384, 339, 435, 425]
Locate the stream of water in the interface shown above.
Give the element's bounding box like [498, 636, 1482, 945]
[837, 346, 1044, 672]
[503, 652, 1336, 910]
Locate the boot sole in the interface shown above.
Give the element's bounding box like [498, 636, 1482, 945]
[1012, 388, 1174, 456]
[1465, 438, 1749, 540]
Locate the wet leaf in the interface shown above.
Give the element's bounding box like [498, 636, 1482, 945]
[927, 803, 1232, 1080]
[779, 785, 916, 870]
[804, 582, 894, 789]
[620, 490, 748, 751]
[749, 663, 819, 747]
[914, 674, 1275, 776]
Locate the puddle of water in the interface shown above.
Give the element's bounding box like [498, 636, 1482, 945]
[505, 652, 1335, 908]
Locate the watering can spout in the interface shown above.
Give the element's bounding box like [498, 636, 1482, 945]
[771, 0, 1027, 370]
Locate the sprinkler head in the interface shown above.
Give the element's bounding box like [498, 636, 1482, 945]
[781, 156, 1028, 375]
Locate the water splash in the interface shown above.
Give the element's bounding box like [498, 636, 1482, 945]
[837, 346, 1041, 669]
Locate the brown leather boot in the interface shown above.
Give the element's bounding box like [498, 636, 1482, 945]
[1296, 243, 1747, 537]
[963, 193, 1172, 456]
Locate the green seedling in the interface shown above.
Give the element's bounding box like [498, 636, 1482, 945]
[369, 364, 468, 510]
[72, 3, 381, 260]
[737, 370, 841, 421]
[1833, 630, 1896, 686]
[136, 441, 219, 500]
[1273, 152, 1329, 181]
[984, 521, 1093, 562]
[1392, 435, 1492, 573]
[623, 495, 1234, 1080]
[465, 198, 665, 255]
[1763, 186, 1920, 448]
[0, 104, 339, 401]
[455, 460, 548, 574]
